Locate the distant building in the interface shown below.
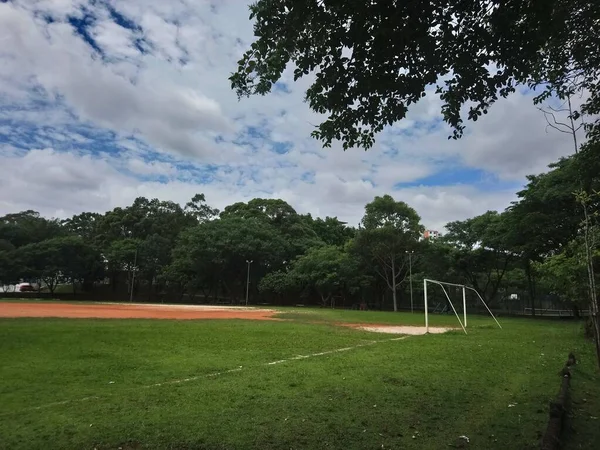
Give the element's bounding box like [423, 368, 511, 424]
[423, 230, 441, 240]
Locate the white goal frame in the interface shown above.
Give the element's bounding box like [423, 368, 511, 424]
[423, 279, 502, 334]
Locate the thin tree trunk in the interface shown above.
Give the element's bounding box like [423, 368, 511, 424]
[545, 93, 600, 366]
[525, 260, 536, 317]
[45, 277, 56, 295]
[201, 286, 210, 302]
[572, 303, 580, 319]
[391, 258, 398, 312]
[582, 202, 600, 367]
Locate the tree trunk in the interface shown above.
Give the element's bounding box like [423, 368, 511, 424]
[525, 260, 536, 317]
[201, 286, 210, 302]
[111, 271, 117, 292]
[319, 292, 331, 308]
[45, 277, 56, 295]
[391, 258, 398, 312]
[572, 303, 580, 319]
[582, 202, 600, 368]
[147, 275, 154, 302]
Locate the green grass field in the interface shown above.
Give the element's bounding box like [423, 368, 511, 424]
[1, 306, 599, 450]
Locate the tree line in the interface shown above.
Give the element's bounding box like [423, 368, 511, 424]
[228, 0, 600, 360]
[1, 142, 598, 314]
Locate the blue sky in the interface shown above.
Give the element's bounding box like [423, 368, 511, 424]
[0, 0, 581, 230]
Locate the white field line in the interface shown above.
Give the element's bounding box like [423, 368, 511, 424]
[21, 396, 100, 412]
[2, 336, 409, 416]
[145, 367, 244, 388]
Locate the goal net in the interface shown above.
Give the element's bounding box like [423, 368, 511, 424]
[423, 279, 502, 334]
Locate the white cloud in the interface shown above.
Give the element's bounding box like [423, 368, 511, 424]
[392, 185, 517, 232]
[0, 2, 232, 159]
[0, 1, 582, 230]
[126, 158, 176, 176]
[0, 148, 515, 232]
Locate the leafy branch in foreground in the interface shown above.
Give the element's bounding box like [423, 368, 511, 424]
[231, 0, 600, 149]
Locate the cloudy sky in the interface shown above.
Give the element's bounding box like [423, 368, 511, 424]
[0, 1, 580, 231]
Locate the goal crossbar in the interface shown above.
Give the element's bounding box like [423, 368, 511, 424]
[423, 279, 502, 334]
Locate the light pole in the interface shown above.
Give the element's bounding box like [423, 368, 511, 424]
[406, 250, 414, 313]
[245, 260, 253, 306]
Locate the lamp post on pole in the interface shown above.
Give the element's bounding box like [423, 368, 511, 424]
[406, 250, 414, 313]
[245, 260, 253, 306]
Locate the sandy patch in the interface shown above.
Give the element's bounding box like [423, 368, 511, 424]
[349, 325, 453, 335]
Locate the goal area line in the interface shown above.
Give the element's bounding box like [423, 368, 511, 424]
[423, 279, 502, 335]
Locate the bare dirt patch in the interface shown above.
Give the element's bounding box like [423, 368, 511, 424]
[343, 323, 453, 335]
[0, 302, 277, 321]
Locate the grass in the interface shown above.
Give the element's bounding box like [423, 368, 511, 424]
[272, 306, 501, 327]
[0, 308, 599, 449]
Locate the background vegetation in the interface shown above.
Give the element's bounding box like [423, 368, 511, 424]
[1, 143, 599, 317]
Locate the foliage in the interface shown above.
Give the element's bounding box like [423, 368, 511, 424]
[259, 270, 297, 297]
[0, 146, 598, 314]
[0, 211, 63, 248]
[303, 215, 355, 247]
[354, 195, 423, 311]
[169, 216, 289, 300]
[16, 236, 104, 294]
[184, 193, 219, 223]
[537, 248, 588, 308]
[231, 0, 600, 149]
[61, 212, 102, 240]
[0, 246, 22, 288]
[444, 211, 514, 304]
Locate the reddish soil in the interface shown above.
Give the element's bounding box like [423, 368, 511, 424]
[0, 302, 278, 321]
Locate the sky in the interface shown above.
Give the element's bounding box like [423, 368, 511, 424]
[0, 0, 581, 231]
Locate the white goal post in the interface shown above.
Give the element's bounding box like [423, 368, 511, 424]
[423, 279, 502, 334]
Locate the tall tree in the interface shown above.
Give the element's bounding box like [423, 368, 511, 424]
[302, 215, 355, 247]
[444, 211, 514, 304]
[221, 198, 322, 263]
[94, 196, 202, 294]
[289, 245, 348, 307]
[0, 241, 21, 290]
[169, 217, 288, 302]
[220, 198, 298, 224]
[231, 0, 600, 149]
[260, 244, 371, 307]
[17, 236, 104, 295]
[354, 195, 422, 311]
[537, 237, 598, 317]
[507, 155, 582, 315]
[62, 212, 102, 240]
[185, 193, 220, 223]
[0, 211, 63, 248]
[51, 236, 105, 293]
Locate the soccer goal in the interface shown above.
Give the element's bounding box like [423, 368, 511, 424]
[423, 279, 502, 334]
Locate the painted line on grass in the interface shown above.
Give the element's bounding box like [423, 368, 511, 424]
[264, 336, 408, 366]
[2, 335, 409, 416]
[147, 367, 244, 387]
[27, 396, 99, 411]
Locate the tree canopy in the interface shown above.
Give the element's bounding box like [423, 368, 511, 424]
[0, 145, 598, 320]
[231, 0, 600, 149]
